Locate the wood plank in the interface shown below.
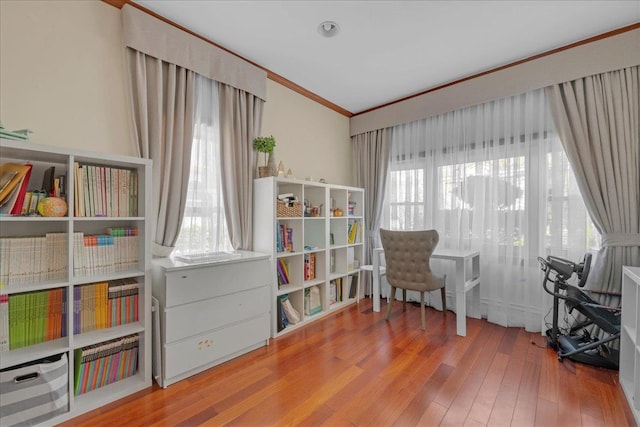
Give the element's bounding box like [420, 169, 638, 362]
[486, 328, 533, 426]
[439, 322, 507, 425]
[56, 298, 635, 427]
[510, 337, 543, 427]
[392, 363, 455, 427]
[465, 352, 509, 424]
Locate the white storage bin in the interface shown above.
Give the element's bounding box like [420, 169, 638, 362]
[0, 354, 68, 426]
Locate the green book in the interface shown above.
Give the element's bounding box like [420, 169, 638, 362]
[74, 347, 83, 396]
[10, 293, 25, 349]
[8, 294, 17, 349]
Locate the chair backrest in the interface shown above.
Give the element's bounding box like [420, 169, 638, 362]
[379, 229, 440, 292]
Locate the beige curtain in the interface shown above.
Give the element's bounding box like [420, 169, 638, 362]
[352, 128, 391, 285]
[545, 66, 640, 298]
[122, 5, 267, 256]
[122, 4, 266, 101]
[218, 83, 265, 250]
[126, 48, 196, 257]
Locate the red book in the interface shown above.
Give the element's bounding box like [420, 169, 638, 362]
[9, 164, 32, 215]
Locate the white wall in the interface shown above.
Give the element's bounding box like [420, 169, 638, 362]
[261, 80, 352, 186]
[0, 0, 354, 185]
[0, 0, 134, 156]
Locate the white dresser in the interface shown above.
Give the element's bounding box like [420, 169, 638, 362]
[152, 251, 271, 387]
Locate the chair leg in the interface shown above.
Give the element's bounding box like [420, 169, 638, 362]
[420, 292, 425, 330]
[402, 289, 407, 312]
[386, 286, 395, 320]
[440, 287, 447, 313]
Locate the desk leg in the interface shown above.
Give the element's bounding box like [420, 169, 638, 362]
[455, 258, 466, 336]
[471, 255, 481, 319]
[373, 252, 381, 312]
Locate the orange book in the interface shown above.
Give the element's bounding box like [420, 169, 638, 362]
[0, 163, 30, 204]
[116, 296, 121, 326]
[45, 289, 54, 341]
[125, 294, 130, 324]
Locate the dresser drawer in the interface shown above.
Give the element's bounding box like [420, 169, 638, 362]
[164, 258, 270, 306]
[164, 286, 269, 342]
[163, 313, 270, 380]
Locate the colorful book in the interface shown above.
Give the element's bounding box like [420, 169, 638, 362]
[74, 334, 139, 395]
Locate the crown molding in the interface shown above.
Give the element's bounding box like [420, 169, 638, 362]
[103, 1, 637, 120]
[353, 22, 640, 117]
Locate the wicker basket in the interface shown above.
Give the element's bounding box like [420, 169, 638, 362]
[277, 200, 303, 217]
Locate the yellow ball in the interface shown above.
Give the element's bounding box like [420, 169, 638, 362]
[37, 197, 68, 217]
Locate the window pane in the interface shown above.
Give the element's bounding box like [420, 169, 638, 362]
[387, 168, 424, 230]
[174, 76, 232, 256]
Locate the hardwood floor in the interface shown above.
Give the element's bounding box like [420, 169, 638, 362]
[59, 298, 635, 426]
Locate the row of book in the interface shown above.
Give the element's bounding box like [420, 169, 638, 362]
[347, 221, 362, 244]
[276, 222, 294, 252]
[0, 163, 70, 217]
[0, 295, 6, 352]
[73, 279, 139, 335]
[0, 232, 68, 287]
[329, 275, 358, 305]
[15, 190, 49, 216]
[0, 162, 33, 215]
[1, 288, 68, 351]
[73, 227, 139, 277]
[304, 252, 317, 281]
[73, 162, 138, 218]
[73, 334, 139, 395]
[276, 258, 291, 288]
[276, 294, 300, 332]
[0, 228, 139, 287]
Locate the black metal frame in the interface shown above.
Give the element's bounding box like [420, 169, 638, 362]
[538, 254, 620, 370]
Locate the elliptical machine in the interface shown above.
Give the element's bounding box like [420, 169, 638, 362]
[538, 253, 620, 369]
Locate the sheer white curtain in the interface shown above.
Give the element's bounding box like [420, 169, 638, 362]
[382, 89, 597, 331]
[173, 75, 233, 256]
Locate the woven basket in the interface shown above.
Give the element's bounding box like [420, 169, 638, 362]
[277, 200, 303, 217]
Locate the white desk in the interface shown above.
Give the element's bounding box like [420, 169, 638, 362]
[372, 248, 480, 336]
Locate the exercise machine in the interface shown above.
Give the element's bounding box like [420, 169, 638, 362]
[538, 253, 620, 369]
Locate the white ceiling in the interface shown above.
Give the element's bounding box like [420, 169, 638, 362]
[132, 1, 639, 115]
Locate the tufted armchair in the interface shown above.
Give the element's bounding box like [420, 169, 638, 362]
[379, 228, 446, 330]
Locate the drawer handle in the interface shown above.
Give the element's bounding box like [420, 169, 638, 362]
[197, 339, 213, 350]
[14, 372, 39, 383]
[181, 275, 188, 279]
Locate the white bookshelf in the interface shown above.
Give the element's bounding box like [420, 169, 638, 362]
[253, 177, 365, 337]
[0, 138, 152, 424]
[621, 266, 640, 425]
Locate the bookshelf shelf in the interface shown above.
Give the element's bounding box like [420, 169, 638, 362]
[277, 283, 304, 296]
[253, 177, 365, 337]
[72, 374, 148, 414]
[71, 270, 145, 285]
[0, 216, 68, 222]
[73, 322, 145, 349]
[2, 280, 69, 295]
[73, 216, 145, 222]
[0, 138, 152, 425]
[0, 337, 70, 370]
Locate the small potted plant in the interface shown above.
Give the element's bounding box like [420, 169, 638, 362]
[253, 135, 276, 177]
